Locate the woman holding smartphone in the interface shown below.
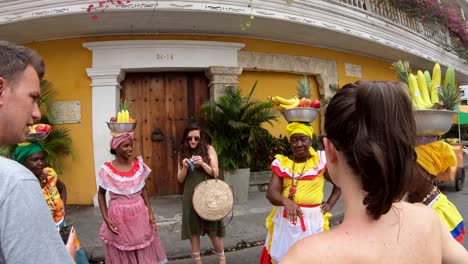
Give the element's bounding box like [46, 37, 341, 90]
[177, 123, 226, 264]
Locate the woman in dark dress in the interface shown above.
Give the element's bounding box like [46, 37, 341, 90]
[177, 123, 226, 264]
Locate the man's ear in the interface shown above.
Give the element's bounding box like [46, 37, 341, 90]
[323, 137, 338, 164]
[0, 78, 5, 104]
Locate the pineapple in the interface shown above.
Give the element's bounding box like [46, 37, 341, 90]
[435, 84, 460, 111]
[296, 75, 311, 99]
[391, 60, 411, 84]
[117, 100, 130, 122]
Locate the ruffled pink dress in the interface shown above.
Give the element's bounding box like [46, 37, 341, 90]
[98, 156, 167, 264]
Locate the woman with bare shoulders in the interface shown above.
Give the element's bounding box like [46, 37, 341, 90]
[282, 81, 468, 264]
[177, 123, 226, 264]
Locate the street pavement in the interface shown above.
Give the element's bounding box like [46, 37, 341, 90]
[68, 182, 343, 263]
[69, 175, 468, 263]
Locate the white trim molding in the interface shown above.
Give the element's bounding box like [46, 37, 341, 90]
[84, 40, 245, 206]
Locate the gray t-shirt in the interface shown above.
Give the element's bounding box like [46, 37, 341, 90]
[0, 156, 74, 264]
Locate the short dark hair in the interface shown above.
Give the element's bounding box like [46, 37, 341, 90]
[110, 149, 116, 155]
[325, 81, 416, 220]
[0, 41, 45, 84]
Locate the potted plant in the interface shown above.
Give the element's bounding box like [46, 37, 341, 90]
[200, 82, 278, 204]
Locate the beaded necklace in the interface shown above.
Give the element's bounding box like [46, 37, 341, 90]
[288, 158, 307, 200]
[422, 185, 439, 204]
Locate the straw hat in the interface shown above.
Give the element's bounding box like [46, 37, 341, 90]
[192, 179, 233, 221]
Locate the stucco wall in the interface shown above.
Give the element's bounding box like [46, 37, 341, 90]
[24, 34, 397, 204]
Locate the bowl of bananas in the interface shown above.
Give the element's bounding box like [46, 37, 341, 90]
[106, 122, 137, 133]
[413, 109, 457, 136]
[281, 108, 319, 123]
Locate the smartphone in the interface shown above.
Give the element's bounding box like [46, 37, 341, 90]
[59, 225, 74, 244]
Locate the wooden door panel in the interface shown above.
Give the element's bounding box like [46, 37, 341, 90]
[149, 76, 167, 196]
[122, 72, 209, 196]
[193, 75, 210, 119]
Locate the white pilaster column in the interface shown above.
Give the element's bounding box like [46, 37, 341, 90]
[86, 67, 125, 206]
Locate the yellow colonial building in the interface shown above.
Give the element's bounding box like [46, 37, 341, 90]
[1, 0, 466, 204]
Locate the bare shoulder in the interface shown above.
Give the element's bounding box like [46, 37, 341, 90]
[207, 145, 217, 154]
[397, 201, 436, 219]
[282, 232, 334, 263]
[394, 201, 441, 237]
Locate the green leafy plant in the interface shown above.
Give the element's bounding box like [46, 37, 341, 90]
[250, 131, 321, 172]
[391, 60, 411, 83]
[437, 83, 460, 111]
[250, 131, 291, 172]
[200, 82, 278, 171]
[380, 0, 467, 63]
[0, 80, 73, 174]
[321, 83, 340, 110]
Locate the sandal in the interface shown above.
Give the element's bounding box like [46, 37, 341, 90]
[192, 251, 202, 264]
[214, 251, 226, 264]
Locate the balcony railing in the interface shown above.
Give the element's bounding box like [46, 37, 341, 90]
[335, 0, 450, 48]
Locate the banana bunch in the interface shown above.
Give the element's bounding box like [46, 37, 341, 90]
[117, 109, 130, 122]
[403, 62, 459, 111]
[267, 95, 300, 111]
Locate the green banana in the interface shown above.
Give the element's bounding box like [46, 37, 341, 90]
[431, 63, 441, 104]
[417, 70, 432, 108]
[424, 70, 432, 95]
[443, 66, 455, 92]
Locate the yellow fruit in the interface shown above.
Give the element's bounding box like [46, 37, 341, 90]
[408, 73, 431, 110]
[417, 70, 432, 107]
[281, 100, 300, 109]
[431, 63, 441, 104]
[274, 96, 298, 105]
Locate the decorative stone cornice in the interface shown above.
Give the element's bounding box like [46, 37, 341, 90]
[239, 51, 338, 99]
[1, 1, 466, 81]
[86, 67, 125, 88]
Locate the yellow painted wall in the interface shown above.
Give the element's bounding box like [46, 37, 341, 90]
[238, 72, 321, 137]
[24, 35, 397, 204]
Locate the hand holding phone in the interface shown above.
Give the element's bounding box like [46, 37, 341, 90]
[64, 226, 77, 261]
[59, 225, 74, 244]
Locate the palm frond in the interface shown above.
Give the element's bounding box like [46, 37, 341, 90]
[39, 80, 57, 124]
[201, 82, 278, 170]
[42, 127, 74, 174]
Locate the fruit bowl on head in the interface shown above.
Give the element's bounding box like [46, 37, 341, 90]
[106, 122, 137, 133]
[413, 109, 457, 136]
[281, 107, 319, 123]
[26, 131, 50, 141]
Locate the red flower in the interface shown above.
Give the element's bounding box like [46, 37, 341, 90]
[117, 0, 122, 4]
[99, 1, 106, 7]
[91, 14, 99, 19]
[126, 0, 131, 3]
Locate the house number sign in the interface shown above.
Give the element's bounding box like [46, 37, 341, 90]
[155, 53, 174, 60]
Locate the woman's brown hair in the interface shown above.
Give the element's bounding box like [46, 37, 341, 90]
[324, 81, 416, 220]
[178, 122, 210, 165]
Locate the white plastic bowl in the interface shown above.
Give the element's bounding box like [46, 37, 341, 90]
[413, 110, 456, 136]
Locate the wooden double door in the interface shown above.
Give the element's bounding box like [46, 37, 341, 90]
[122, 72, 210, 196]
